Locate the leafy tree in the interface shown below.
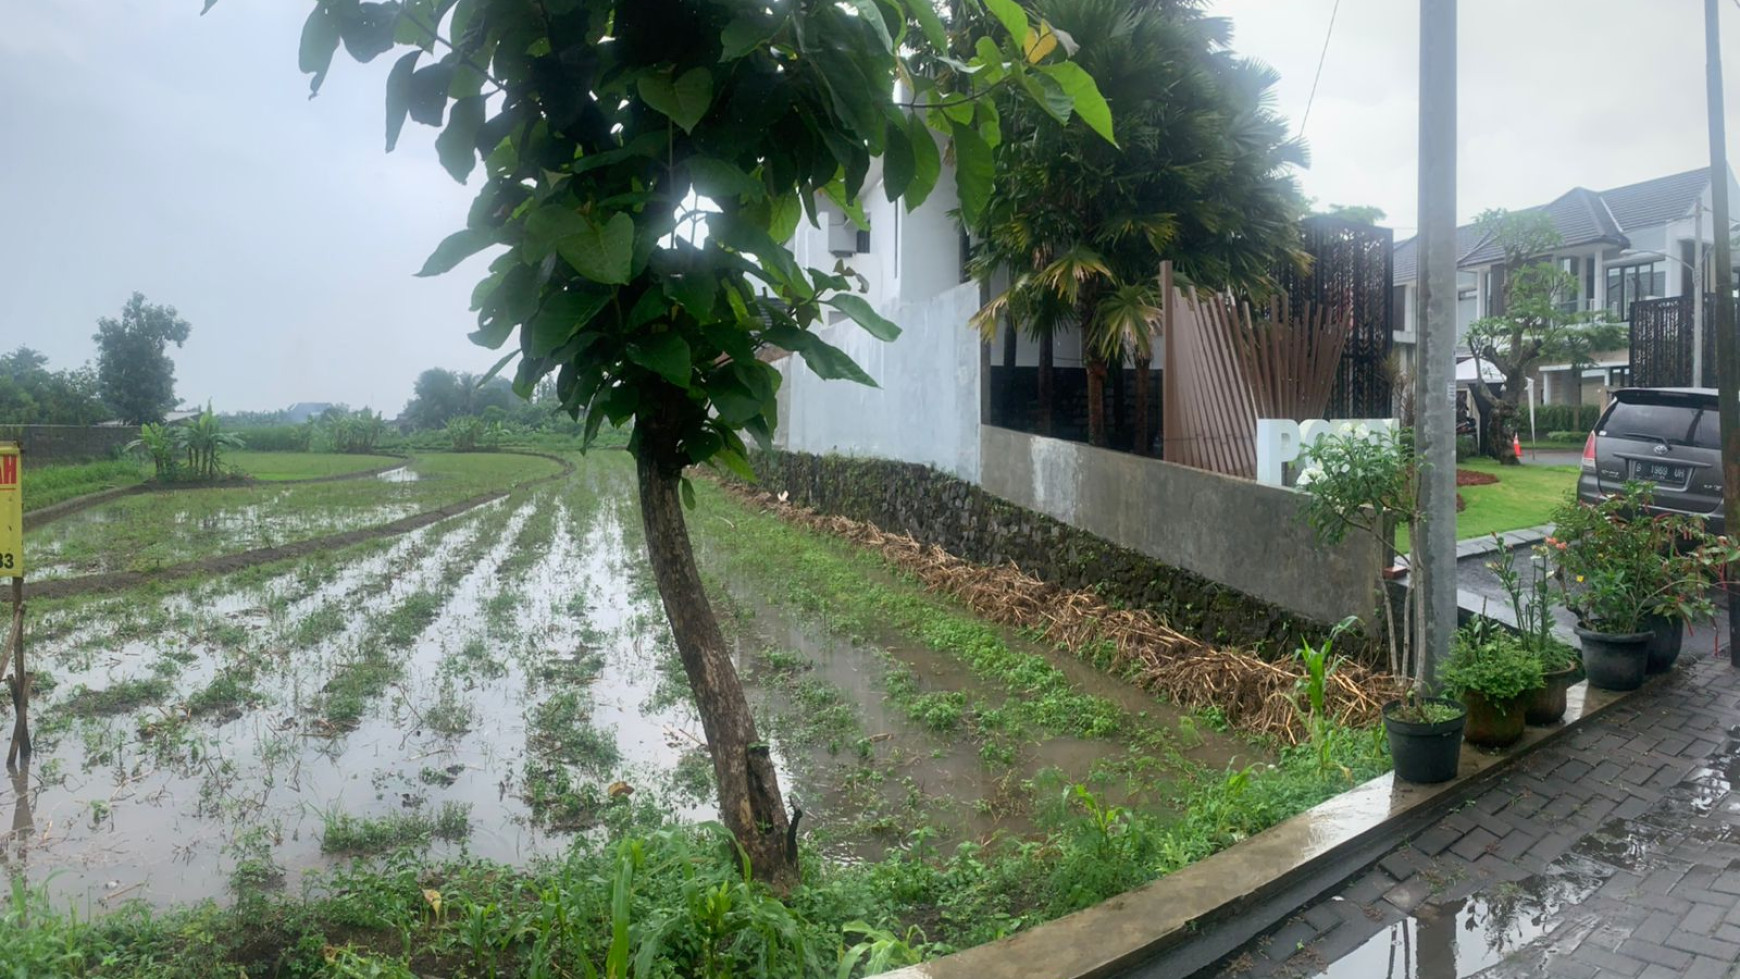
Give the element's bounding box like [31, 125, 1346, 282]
[401, 367, 516, 430]
[280, 0, 1109, 886]
[1322, 203, 1386, 225]
[969, 0, 1305, 451]
[1464, 209, 1624, 459]
[0, 347, 107, 425]
[92, 293, 192, 425]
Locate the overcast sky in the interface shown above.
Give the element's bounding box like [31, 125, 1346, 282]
[3, 2, 1740, 413]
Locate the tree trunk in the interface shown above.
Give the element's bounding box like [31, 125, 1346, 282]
[1133, 354, 1152, 456]
[1086, 355, 1108, 447]
[633, 438, 797, 890]
[1038, 331, 1055, 436]
[1565, 369, 1583, 408]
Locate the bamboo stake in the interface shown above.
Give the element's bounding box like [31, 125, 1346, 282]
[5, 575, 27, 770]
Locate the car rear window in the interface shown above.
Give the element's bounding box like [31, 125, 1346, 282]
[1601, 399, 1702, 447]
[1692, 408, 1723, 449]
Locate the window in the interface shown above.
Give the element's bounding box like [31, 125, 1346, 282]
[1601, 398, 1700, 446]
[1605, 261, 1665, 320]
[1558, 257, 1582, 313]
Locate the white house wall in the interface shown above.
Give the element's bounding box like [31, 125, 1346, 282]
[773, 281, 983, 482]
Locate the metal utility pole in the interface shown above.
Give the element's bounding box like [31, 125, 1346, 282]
[1707, 0, 1740, 666]
[1413, 0, 1457, 692]
[1695, 198, 1707, 387]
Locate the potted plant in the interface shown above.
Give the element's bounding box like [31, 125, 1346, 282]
[1550, 484, 1735, 690]
[1298, 426, 1466, 782]
[1485, 536, 1578, 724]
[1441, 625, 1543, 748]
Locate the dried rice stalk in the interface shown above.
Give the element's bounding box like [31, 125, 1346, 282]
[724, 484, 1401, 744]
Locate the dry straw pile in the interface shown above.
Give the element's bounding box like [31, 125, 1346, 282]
[729, 486, 1399, 744]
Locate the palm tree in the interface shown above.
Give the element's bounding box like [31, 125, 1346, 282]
[969, 0, 1306, 451]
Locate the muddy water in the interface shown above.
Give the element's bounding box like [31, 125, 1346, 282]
[1, 455, 1259, 913]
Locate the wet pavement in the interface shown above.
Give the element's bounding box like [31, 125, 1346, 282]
[1206, 652, 1740, 979]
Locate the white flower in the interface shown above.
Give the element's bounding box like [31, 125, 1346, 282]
[1297, 465, 1324, 488]
[1354, 423, 1372, 439]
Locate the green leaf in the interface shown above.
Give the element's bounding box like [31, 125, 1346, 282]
[708, 212, 808, 297]
[435, 95, 485, 182]
[1040, 62, 1116, 145]
[713, 447, 757, 481]
[882, 120, 915, 202]
[478, 350, 518, 384]
[627, 334, 692, 388]
[983, 0, 1029, 44]
[638, 67, 713, 134]
[720, 11, 783, 59]
[793, 333, 877, 387]
[826, 294, 901, 341]
[551, 212, 635, 286]
[687, 157, 764, 202]
[904, 114, 941, 211]
[971, 36, 1007, 83]
[527, 290, 611, 357]
[384, 50, 419, 151]
[337, 1, 399, 63]
[949, 120, 993, 226]
[845, 0, 894, 54]
[1019, 70, 1073, 125]
[680, 476, 697, 510]
[417, 228, 493, 277]
[298, 4, 341, 97]
[768, 194, 803, 244]
[902, 0, 947, 51]
[407, 62, 454, 127]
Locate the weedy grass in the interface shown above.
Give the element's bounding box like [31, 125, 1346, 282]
[320, 802, 472, 855]
[59, 676, 173, 717]
[20, 458, 147, 512]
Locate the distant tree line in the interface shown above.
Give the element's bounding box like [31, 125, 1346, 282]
[399, 368, 582, 436]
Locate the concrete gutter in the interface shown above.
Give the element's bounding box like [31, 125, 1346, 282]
[879, 678, 1636, 979]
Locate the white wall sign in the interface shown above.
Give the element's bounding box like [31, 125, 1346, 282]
[1255, 418, 1398, 486]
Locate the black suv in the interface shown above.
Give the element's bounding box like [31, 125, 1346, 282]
[1578, 387, 1725, 533]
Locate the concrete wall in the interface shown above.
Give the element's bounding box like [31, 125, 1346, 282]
[978, 425, 1388, 624]
[774, 282, 984, 481]
[0, 425, 134, 463]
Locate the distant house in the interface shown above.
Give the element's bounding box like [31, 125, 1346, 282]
[282, 402, 335, 424]
[1391, 166, 1740, 405]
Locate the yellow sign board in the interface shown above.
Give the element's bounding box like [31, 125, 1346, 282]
[0, 443, 19, 577]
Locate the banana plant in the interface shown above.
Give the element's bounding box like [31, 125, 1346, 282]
[126, 422, 183, 480]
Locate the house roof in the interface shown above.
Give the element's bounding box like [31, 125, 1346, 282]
[1393, 167, 1714, 283]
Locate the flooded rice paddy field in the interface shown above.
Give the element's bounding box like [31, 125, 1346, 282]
[26, 452, 558, 580]
[2, 451, 1266, 913]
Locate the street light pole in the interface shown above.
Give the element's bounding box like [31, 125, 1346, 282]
[1694, 198, 1705, 386]
[1704, 0, 1740, 666]
[1414, 0, 1457, 692]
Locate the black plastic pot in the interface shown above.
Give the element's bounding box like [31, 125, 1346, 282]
[1384, 698, 1467, 784]
[1642, 613, 1685, 674]
[1575, 625, 1652, 691]
[1525, 666, 1578, 726]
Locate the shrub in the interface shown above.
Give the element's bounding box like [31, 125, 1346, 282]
[233, 424, 312, 452]
[1442, 626, 1543, 702]
[1531, 404, 1601, 435]
[1454, 436, 1479, 461]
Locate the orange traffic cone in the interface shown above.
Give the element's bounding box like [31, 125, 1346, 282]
[1512, 434, 1522, 460]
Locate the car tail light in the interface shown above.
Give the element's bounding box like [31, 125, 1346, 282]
[1582, 432, 1597, 469]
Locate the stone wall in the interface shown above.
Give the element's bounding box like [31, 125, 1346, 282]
[750, 448, 1357, 658]
[0, 425, 134, 463]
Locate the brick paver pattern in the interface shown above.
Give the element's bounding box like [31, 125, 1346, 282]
[1210, 652, 1740, 979]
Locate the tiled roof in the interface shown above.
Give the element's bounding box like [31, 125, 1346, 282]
[1393, 168, 1714, 284]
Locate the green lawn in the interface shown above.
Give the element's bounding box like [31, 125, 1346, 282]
[21, 458, 148, 512]
[228, 450, 401, 481]
[1397, 457, 1580, 551]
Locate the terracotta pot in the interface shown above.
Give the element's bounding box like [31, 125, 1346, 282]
[1525, 666, 1578, 726]
[1576, 625, 1651, 691]
[1460, 688, 1529, 748]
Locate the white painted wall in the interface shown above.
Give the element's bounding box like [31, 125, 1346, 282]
[773, 281, 983, 481]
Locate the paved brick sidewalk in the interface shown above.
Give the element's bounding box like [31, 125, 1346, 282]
[1208, 651, 1740, 979]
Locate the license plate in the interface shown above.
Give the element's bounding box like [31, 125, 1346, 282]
[1632, 460, 1689, 483]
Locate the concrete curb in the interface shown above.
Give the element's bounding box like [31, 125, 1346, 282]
[879, 676, 1641, 979]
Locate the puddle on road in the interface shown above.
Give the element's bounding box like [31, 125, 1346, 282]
[1306, 725, 1740, 978]
[3, 457, 1243, 914]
